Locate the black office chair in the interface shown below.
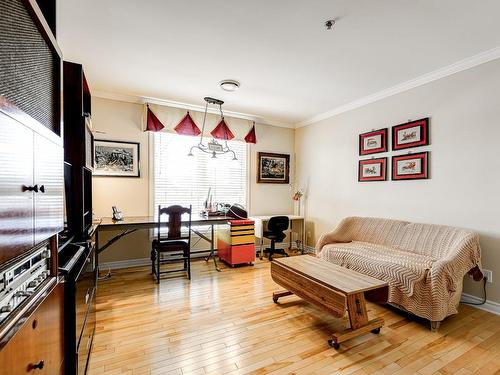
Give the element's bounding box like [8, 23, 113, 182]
[263, 216, 290, 261]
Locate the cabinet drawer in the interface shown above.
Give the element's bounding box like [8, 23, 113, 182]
[0, 282, 64, 374]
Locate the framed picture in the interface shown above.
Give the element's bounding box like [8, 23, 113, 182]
[257, 152, 290, 184]
[392, 118, 429, 151]
[392, 152, 429, 180]
[359, 128, 388, 156]
[358, 157, 387, 182]
[93, 140, 140, 177]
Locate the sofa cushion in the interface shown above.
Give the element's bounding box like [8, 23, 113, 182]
[319, 241, 436, 296]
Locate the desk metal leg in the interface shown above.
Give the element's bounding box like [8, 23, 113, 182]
[259, 237, 265, 260]
[204, 224, 220, 272]
[301, 219, 305, 254]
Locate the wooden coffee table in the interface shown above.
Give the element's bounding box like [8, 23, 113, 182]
[271, 255, 388, 349]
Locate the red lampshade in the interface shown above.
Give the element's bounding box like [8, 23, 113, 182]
[244, 123, 257, 144]
[210, 118, 234, 140]
[174, 111, 201, 136]
[145, 106, 165, 132]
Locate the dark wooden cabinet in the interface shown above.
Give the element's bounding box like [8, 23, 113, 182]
[0, 112, 63, 264]
[0, 282, 65, 374]
[34, 134, 64, 243]
[0, 113, 35, 262]
[64, 62, 94, 241]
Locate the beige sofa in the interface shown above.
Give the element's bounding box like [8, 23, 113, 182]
[316, 217, 482, 326]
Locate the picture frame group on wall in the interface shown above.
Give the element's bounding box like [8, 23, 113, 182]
[257, 152, 290, 184]
[358, 117, 430, 182]
[93, 139, 141, 177]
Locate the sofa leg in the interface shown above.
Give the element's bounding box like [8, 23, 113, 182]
[430, 320, 441, 332]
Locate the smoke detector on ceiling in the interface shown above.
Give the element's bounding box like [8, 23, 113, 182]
[220, 80, 240, 92]
[325, 19, 336, 30]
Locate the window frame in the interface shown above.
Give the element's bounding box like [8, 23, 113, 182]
[148, 132, 251, 219]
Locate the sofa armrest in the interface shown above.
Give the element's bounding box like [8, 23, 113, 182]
[315, 218, 354, 254]
[430, 234, 482, 291]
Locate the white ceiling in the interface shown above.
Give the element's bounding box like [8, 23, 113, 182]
[57, 0, 500, 126]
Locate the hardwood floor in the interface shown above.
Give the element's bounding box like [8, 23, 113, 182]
[89, 258, 500, 375]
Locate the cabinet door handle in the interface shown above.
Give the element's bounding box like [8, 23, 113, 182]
[23, 184, 39, 192]
[39, 185, 45, 193]
[31, 360, 44, 369]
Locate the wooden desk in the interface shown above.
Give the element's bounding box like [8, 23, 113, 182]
[95, 215, 230, 271]
[250, 215, 305, 259]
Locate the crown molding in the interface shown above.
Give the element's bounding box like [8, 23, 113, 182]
[91, 90, 294, 129]
[295, 46, 500, 128]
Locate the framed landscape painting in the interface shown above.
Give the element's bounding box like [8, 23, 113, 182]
[359, 128, 388, 156]
[93, 140, 140, 177]
[257, 152, 290, 184]
[392, 118, 429, 150]
[358, 157, 387, 182]
[392, 152, 429, 180]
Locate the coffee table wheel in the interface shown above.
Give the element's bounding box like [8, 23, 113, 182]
[328, 339, 340, 350]
[371, 328, 381, 334]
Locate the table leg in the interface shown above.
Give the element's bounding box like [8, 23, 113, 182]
[204, 224, 220, 272]
[329, 292, 384, 349]
[272, 290, 293, 303]
[301, 219, 305, 255]
[260, 237, 264, 260]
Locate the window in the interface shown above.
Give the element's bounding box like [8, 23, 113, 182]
[152, 132, 247, 215]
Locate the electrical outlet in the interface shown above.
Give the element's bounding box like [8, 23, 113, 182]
[483, 269, 493, 283]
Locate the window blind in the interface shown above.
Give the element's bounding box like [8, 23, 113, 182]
[153, 132, 247, 215]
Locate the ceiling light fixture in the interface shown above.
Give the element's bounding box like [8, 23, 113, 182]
[188, 97, 237, 161]
[220, 79, 240, 92]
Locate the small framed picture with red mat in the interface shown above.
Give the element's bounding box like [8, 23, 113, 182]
[392, 118, 429, 150]
[359, 128, 388, 156]
[358, 157, 387, 182]
[392, 152, 429, 180]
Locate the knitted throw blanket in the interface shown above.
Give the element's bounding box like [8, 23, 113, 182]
[318, 241, 435, 296]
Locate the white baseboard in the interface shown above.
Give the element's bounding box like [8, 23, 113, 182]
[99, 257, 151, 270]
[460, 293, 500, 316]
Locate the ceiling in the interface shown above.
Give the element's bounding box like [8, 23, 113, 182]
[57, 0, 500, 126]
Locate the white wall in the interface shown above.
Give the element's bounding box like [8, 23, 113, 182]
[91, 97, 295, 263]
[295, 59, 500, 302]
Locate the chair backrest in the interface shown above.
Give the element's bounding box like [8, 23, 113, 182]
[157, 205, 192, 241]
[268, 216, 289, 234]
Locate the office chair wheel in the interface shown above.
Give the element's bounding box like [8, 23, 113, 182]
[272, 296, 279, 304]
[259, 256, 263, 260]
[328, 339, 340, 350]
[371, 328, 381, 334]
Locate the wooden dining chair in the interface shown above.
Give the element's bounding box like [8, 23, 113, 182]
[151, 205, 192, 283]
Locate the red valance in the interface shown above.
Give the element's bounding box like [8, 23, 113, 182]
[244, 123, 257, 144]
[145, 106, 165, 132]
[210, 118, 234, 140]
[174, 111, 201, 136]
